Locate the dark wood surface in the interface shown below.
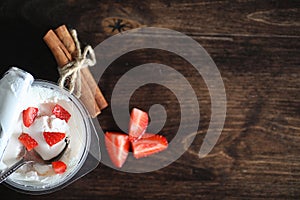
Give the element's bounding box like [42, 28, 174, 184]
[0, 0, 299, 199]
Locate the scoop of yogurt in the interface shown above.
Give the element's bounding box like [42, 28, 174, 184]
[23, 111, 69, 161]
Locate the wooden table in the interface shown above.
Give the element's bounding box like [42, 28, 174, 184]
[0, 0, 299, 199]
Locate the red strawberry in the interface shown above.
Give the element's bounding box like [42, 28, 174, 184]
[52, 104, 71, 122]
[23, 107, 38, 127]
[131, 133, 168, 159]
[43, 132, 66, 147]
[105, 132, 130, 168]
[18, 133, 38, 151]
[52, 161, 67, 174]
[128, 108, 149, 142]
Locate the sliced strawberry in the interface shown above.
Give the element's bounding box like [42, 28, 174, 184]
[18, 133, 38, 151]
[128, 108, 149, 142]
[52, 161, 67, 174]
[52, 104, 71, 123]
[23, 107, 38, 127]
[132, 133, 168, 159]
[105, 132, 130, 168]
[43, 132, 66, 147]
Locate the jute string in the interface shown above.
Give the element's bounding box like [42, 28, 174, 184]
[58, 29, 96, 98]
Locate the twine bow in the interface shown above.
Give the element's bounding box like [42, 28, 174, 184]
[58, 29, 96, 98]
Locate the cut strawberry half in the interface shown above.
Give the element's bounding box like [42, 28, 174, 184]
[52, 161, 67, 174]
[132, 133, 168, 159]
[43, 132, 66, 147]
[52, 104, 71, 123]
[128, 108, 149, 142]
[23, 107, 39, 127]
[18, 133, 38, 151]
[105, 132, 130, 168]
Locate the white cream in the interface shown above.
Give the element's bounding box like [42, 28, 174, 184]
[24, 115, 69, 161]
[0, 67, 33, 161]
[0, 82, 87, 187]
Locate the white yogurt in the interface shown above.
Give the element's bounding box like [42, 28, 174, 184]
[0, 67, 33, 161]
[0, 81, 87, 187]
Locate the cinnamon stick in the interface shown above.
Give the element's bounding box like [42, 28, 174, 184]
[54, 25, 76, 58]
[43, 29, 101, 117]
[43, 30, 72, 67]
[79, 73, 100, 116]
[54, 25, 108, 110]
[81, 68, 108, 110]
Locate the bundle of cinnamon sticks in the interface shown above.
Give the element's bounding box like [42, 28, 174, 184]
[43, 25, 107, 118]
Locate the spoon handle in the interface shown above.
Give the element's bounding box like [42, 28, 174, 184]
[0, 158, 26, 183]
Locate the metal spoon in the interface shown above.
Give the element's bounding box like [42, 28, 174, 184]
[0, 137, 70, 183]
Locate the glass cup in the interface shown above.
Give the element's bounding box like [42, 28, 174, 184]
[2, 80, 100, 195]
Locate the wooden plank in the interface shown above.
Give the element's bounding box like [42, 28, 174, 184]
[0, 0, 299, 199]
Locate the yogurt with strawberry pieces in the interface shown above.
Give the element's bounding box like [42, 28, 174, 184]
[0, 81, 86, 186]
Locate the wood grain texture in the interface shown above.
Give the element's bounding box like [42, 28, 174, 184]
[0, 0, 299, 199]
